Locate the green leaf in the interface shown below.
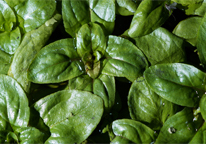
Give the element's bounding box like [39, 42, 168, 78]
[112, 119, 156, 143]
[155, 108, 203, 143]
[189, 122, 206, 143]
[0, 0, 16, 32]
[116, 0, 141, 16]
[144, 63, 205, 107]
[4, 0, 26, 8]
[28, 38, 84, 84]
[173, 17, 202, 46]
[197, 12, 206, 68]
[0, 50, 13, 74]
[172, 0, 203, 5]
[200, 94, 206, 120]
[128, 76, 178, 130]
[14, 0, 56, 33]
[110, 136, 133, 144]
[0, 74, 29, 142]
[128, 0, 170, 37]
[62, 0, 115, 37]
[102, 36, 148, 82]
[34, 90, 104, 143]
[16, 127, 44, 143]
[8, 13, 62, 93]
[194, 0, 206, 16]
[134, 27, 186, 65]
[0, 27, 21, 54]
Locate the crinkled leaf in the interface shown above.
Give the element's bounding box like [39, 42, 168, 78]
[76, 23, 106, 63]
[14, 0, 56, 33]
[0, 50, 13, 74]
[0, 0, 16, 32]
[8, 13, 61, 93]
[128, 0, 170, 37]
[34, 90, 104, 143]
[116, 0, 141, 16]
[134, 27, 186, 65]
[144, 63, 205, 107]
[173, 17, 202, 46]
[197, 12, 206, 68]
[0, 27, 21, 54]
[189, 122, 206, 143]
[15, 127, 44, 143]
[62, 0, 115, 37]
[128, 77, 178, 130]
[28, 38, 84, 84]
[112, 119, 156, 143]
[0, 74, 30, 133]
[156, 108, 203, 143]
[102, 36, 148, 82]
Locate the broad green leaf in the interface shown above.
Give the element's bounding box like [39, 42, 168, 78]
[8, 13, 62, 93]
[69, 74, 116, 113]
[128, 0, 170, 37]
[200, 94, 206, 120]
[34, 90, 104, 143]
[128, 77, 178, 130]
[134, 27, 186, 65]
[28, 38, 84, 84]
[156, 108, 203, 143]
[15, 127, 44, 143]
[173, 17, 202, 46]
[62, 0, 115, 37]
[0, 74, 29, 143]
[112, 119, 156, 143]
[194, 0, 206, 16]
[0, 50, 13, 74]
[0, 0, 16, 32]
[4, 0, 26, 8]
[172, 0, 203, 5]
[116, 0, 141, 16]
[0, 27, 21, 54]
[110, 136, 133, 143]
[189, 122, 206, 143]
[102, 36, 148, 82]
[14, 0, 56, 33]
[144, 63, 205, 107]
[197, 12, 206, 68]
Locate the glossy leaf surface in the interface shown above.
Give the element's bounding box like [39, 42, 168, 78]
[8, 14, 61, 93]
[144, 63, 205, 107]
[128, 0, 170, 37]
[112, 119, 156, 143]
[128, 76, 178, 130]
[135, 27, 186, 65]
[173, 17, 202, 46]
[14, 0, 56, 33]
[62, 0, 115, 37]
[102, 36, 148, 82]
[0, 50, 13, 74]
[156, 108, 203, 143]
[34, 90, 104, 143]
[28, 38, 84, 84]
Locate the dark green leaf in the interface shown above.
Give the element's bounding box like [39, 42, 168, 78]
[144, 63, 205, 107]
[112, 119, 156, 143]
[8, 13, 62, 93]
[34, 90, 104, 143]
[189, 122, 206, 143]
[128, 0, 170, 37]
[155, 108, 203, 143]
[0, 50, 13, 74]
[128, 76, 178, 130]
[135, 27, 186, 65]
[200, 94, 206, 120]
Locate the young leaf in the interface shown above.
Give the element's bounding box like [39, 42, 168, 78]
[34, 90, 104, 143]
[144, 63, 205, 107]
[102, 36, 148, 82]
[128, 76, 178, 130]
[28, 38, 84, 83]
[128, 0, 170, 37]
[112, 119, 156, 143]
[134, 27, 186, 65]
[8, 13, 62, 93]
